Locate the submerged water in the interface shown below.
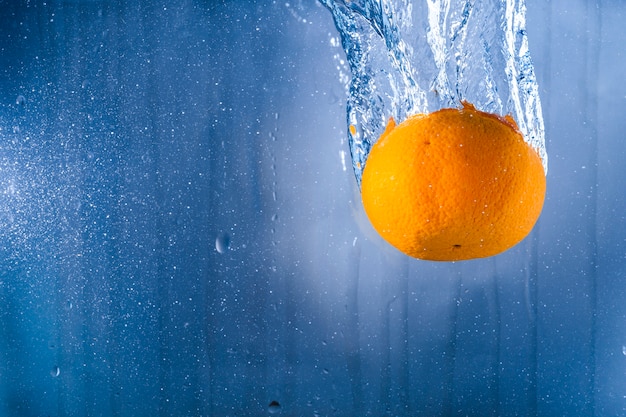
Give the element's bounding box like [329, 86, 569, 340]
[1, 1, 622, 416]
[319, 0, 547, 185]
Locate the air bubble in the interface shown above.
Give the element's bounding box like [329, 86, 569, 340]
[15, 95, 26, 106]
[268, 400, 281, 414]
[215, 232, 230, 254]
[51, 365, 60, 377]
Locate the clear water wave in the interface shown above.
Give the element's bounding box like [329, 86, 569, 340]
[320, 0, 547, 186]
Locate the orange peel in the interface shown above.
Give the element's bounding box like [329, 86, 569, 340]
[361, 102, 546, 261]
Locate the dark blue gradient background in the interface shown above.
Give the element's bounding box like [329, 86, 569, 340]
[0, 1, 624, 416]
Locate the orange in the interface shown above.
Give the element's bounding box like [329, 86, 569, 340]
[360, 101, 546, 261]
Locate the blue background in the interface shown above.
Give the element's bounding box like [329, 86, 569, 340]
[0, 1, 624, 416]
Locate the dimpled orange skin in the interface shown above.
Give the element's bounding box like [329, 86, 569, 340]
[360, 102, 546, 261]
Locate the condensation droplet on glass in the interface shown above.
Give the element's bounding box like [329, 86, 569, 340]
[51, 365, 60, 377]
[268, 400, 281, 414]
[215, 232, 230, 254]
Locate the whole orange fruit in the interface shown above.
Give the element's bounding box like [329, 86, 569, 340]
[360, 101, 546, 261]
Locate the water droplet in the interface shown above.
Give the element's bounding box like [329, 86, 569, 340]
[51, 365, 60, 377]
[268, 400, 281, 414]
[215, 232, 230, 254]
[15, 95, 26, 106]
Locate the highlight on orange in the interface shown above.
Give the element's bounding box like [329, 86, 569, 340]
[360, 101, 546, 261]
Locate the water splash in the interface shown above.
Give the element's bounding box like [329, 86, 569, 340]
[320, 0, 547, 186]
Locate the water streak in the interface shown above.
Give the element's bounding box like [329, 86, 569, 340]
[320, 0, 547, 185]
